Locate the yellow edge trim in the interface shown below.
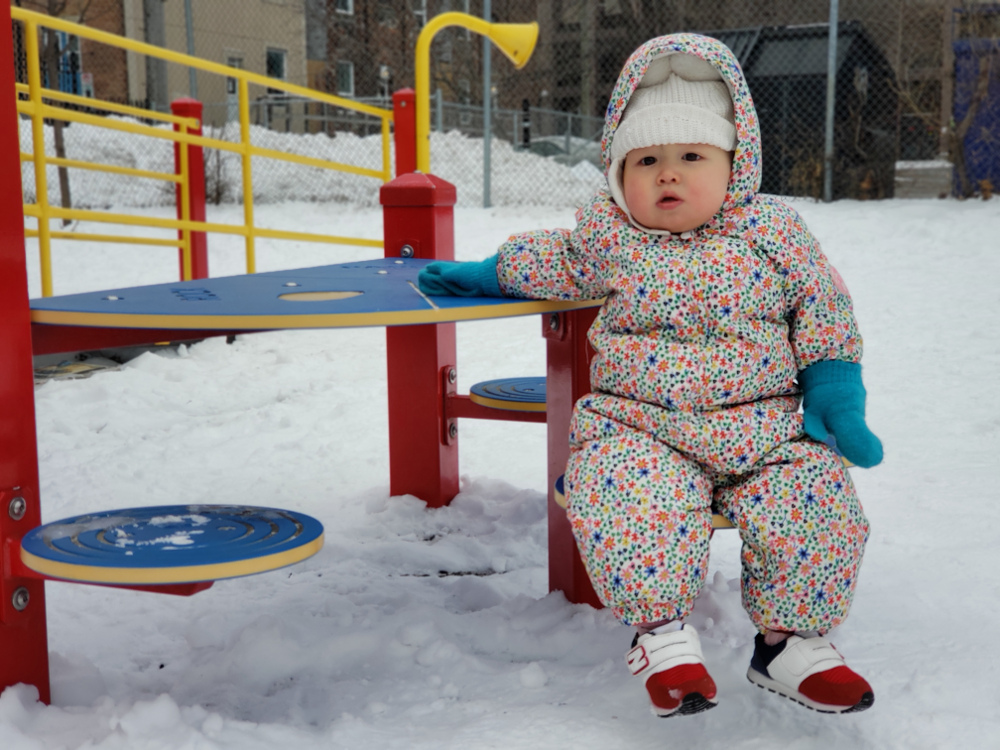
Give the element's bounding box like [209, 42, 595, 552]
[711, 514, 734, 529]
[20, 535, 324, 585]
[469, 392, 546, 413]
[30, 299, 603, 330]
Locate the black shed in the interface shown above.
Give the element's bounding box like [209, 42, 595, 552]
[706, 21, 898, 199]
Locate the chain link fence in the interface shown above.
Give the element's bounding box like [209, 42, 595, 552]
[426, 0, 995, 204]
[12, 1, 1000, 210]
[474, 0, 968, 203]
[12, 0, 389, 214]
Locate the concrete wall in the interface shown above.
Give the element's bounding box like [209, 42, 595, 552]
[124, 0, 307, 126]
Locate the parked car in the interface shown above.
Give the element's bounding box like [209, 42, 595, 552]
[525, 136, 603, 169]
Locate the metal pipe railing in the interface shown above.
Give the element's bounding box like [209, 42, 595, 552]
[12, 7, 393, 295]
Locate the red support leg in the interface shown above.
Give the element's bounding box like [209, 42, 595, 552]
[172, 98, 208, 280]
[380, 173, 458, 507]
[544, 308, 602, 607]
[0, 1, 51, 701]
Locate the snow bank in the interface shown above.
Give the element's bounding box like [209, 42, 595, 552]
[19, 116, 605, 209]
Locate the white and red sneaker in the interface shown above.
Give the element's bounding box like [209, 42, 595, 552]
[746, 632, 874, 713]
[626, 624, 718, 717]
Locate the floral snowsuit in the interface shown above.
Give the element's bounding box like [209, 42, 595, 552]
[494, 35, 869, 633]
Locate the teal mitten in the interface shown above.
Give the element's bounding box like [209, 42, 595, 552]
[798, 360, 883, 468]
[417, 254, 502, 297]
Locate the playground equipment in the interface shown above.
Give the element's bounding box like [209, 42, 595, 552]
[19, 506, 325, 587]
[413, 13, 538, 173]
[4, 4, 599, 706]
[13, 6, 390, 297]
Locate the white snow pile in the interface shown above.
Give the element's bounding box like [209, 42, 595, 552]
[19, 114, 605, 209]
[4, 126, 1000, 748]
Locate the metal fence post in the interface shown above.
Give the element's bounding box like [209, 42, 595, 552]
[824, 0, 840, 203]
[143, 0, 168, 112]
[184, 0, 197, 99]
[482, 0, 492, 208]
[521, 98, 530, 149]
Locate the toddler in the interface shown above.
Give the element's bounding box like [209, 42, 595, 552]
[419, 33, 882, 717]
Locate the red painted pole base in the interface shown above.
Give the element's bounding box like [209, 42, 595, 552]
[544, 309, 602, 608]
[381, 172, 458, 507]
[1, 0, 51, 703]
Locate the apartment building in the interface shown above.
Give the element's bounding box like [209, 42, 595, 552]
[15, 0, 308, 125]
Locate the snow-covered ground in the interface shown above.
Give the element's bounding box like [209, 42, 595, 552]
[4, 122, 1000, 749]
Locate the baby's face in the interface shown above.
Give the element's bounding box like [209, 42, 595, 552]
[622, 143, 732, 233]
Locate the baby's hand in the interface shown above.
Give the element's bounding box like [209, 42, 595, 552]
[417, 255, 501, 297]
[799, 361, 883, 468]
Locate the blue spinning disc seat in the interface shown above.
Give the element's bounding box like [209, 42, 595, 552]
[19, 505, 324, 585]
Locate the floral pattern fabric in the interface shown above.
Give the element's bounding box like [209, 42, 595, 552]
[565, 393, 869, 630]
[493, 34, 870, 631]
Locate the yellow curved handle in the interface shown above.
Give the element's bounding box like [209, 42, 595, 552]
[415, 13, 539, 173]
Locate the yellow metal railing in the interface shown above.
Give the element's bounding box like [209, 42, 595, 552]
[12, 7, 391, 297]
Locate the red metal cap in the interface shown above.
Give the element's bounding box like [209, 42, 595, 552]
[380, 172, 457, 207]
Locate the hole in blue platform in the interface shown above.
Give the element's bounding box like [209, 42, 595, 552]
[278, 291, 364, 302]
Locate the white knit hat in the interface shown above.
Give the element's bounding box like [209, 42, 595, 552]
[611, 75, 736, 161]
[608, 53, 737, 232]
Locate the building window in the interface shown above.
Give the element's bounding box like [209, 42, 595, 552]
[335, 0, 353, 14]
[377, 0, 395, 26]
[226, 55, 243, 95]
[336, 60, 355, 97]
[378, 64, 392, 99]
[266, 47, 287, 81]
[42, 29, 82, 94]
[265, 47, 287, 94]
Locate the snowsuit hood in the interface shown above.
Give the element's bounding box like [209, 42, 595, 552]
[494, 34, 861, 415]
[602, 34, 761, 227]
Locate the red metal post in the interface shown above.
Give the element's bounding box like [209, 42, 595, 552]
[392, 88, 416, 177]
[544, 308, 602, 607]
[0, 1, 51, 702]
[380, 173, 458, 507]
[171, 98, 208, 280]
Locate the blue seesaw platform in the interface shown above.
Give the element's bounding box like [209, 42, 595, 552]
[470, 376, 546, 412]
[19, 505, 324, 585]
[30, 258, 599, 330]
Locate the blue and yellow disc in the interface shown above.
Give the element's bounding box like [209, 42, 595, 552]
[470, 377, 546, 412]
[20, 505, 324, 585]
